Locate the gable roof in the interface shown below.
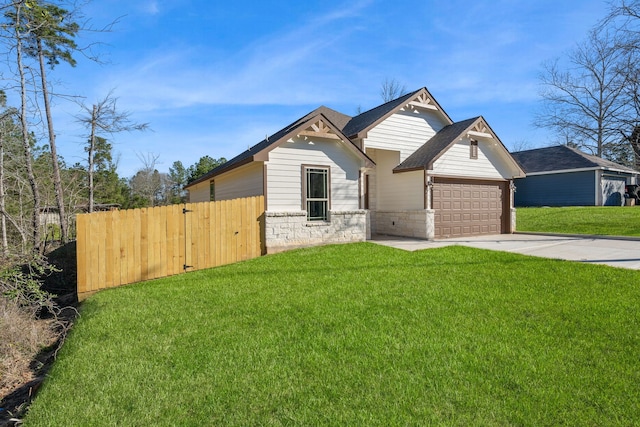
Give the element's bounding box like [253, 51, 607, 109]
[393, 116, 525, 179]
[511, 145, 639, 175]
[394, 117, 481, 172]
[185, 106, 371, 189]
[342, 87, 453, 139]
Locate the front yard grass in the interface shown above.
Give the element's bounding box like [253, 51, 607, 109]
[517, 206, 640, 236]
[25, 243, 640, 426]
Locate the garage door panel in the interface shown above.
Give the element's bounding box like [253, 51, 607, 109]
[434, 179, 506, 239]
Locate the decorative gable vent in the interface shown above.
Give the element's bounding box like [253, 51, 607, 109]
[298, 119, 341, 140]
[466, 119, 493, 140]
[407, 92, 438, 111]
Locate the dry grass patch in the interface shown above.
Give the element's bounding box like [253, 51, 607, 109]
[0, 298, 57, 398]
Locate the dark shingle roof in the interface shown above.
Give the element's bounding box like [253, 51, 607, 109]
[511, 145, 638, 174]
[342, 90, 421, 138]
[394, 117, 481, 172]
[186, 87, 456, 187]
[186, 106, 356, 188]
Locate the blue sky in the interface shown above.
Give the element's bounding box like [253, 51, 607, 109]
[40, 0, 611, 177]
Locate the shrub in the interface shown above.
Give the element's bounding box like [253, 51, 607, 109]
[0, 258, 61, 400]
[0, 298, 56, 397]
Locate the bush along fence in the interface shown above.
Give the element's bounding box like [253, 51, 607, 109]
[76, 196, 265, 300]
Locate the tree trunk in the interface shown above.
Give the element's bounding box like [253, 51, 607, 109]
[37, 38, 68, 243]
[14, 3, 42, 253]
[0, 132, 8, 256]
[629, 125, 640, 171]
[88, 105, 97, 213]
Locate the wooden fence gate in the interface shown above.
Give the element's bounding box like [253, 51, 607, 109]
[76, 196, 264, 299]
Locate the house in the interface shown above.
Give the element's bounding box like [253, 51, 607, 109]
[511, 145, 640, 207]
[185, 87, 525, 253]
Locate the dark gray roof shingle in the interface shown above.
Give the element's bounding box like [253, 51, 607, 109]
[342, 90, 421, 138]
[511, 145, 638, 174]
[394, 117, 481, 172]
[186, 106, 352, 187]
[187, 87, 457, 187]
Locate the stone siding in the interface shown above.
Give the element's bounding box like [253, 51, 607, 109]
[373, 210, 431, 239]
[265, 210, 369, 253]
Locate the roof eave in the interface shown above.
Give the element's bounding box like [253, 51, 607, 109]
[392, 165, 424, 174]
[521, 166, 640, 176]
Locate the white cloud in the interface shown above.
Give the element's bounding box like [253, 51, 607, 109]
[93, 0, 375, 112]
[143, 1, 160, 15]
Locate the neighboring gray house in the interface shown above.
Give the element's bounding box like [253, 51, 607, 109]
[186, 87, 525, 253]
[512, 145, 639, 207]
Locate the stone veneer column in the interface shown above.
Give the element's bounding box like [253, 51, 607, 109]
[426, 209, 435, 240]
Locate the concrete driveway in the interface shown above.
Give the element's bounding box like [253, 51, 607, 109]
[370, 233, 640, 270]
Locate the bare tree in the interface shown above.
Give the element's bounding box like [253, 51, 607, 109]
[535, 27, 628, 158]
[509, 139, 535, 153]
[380, 77, 407, 103]
[76, 92, 149, 212]
[19, 1, 80, 243]
[0, 93, 20, 256]
[130, 153, 165, 207]
[7, 1, 43, 252]
[601, 1, 640, 168]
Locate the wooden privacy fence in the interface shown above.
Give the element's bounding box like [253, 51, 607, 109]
[76, 196, 265, 299]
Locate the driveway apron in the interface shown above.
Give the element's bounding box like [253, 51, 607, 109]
[370, 233, 640, 270]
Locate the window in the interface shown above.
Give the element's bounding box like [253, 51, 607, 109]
[210, 182, 215, 201]
[304, 167, 329, 221]
[470, 139, 478, 159]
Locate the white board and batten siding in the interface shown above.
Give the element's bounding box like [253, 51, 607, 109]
[433, 138, 515, 180]
[363, 109, 446, 162]
[266, 137, 362, 212]
[367, 148, 423, 211]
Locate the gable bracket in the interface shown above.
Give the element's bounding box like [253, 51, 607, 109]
[408, 101, 438, 110]
[297, 119, 341, 140]
[467, 130, 493, 139]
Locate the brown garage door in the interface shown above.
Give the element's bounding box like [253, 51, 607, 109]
[433, 178, 507, 239]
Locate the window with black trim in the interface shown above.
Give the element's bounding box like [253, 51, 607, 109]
[304, 167, 329, 221]
[470, 139, 478, 159]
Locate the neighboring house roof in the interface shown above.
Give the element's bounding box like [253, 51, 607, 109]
[511, 145, 639, 175]
[185, 106, 373, 189]
[393, 116, 525, 178]
[342, 87, 453, 139]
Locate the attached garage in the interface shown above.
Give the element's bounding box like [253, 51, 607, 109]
[432, 178, 509, 239]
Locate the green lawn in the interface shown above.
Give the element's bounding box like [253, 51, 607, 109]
[26, 243, 640, 426]
[517, 206, 640, 236]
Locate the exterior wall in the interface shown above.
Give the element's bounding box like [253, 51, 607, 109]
[514, 171, 596, 206]
[363, 109, 446, 162]
[599, 172, 627, 206]
[266, 136, 362, 212]
[367, 148, 423, 211]
[188, 180, 211, 203]
[265, 210, 369, 253]
[374, 210, 430, 239]
[432, 138, 513, 179]
[214, 162, 264, 201]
